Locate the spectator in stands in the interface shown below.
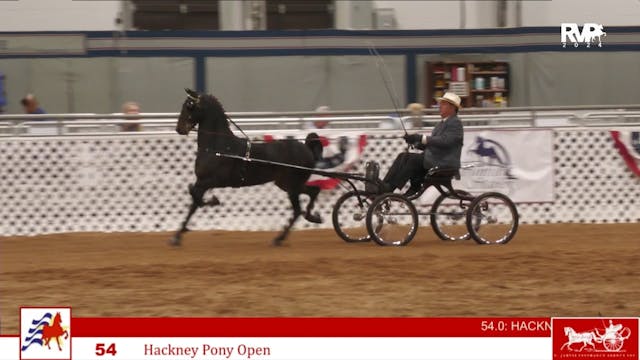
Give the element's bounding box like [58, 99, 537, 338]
[307, 105, 331, 130]
[120, 101, 142, 132]
[21, 94, 48, 120]
[406, 102, 425, 128]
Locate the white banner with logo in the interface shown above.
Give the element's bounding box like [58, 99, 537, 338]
[458, 129, 554, 203]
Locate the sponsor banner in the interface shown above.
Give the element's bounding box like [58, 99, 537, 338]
[611, 130, 640, 177]
[459, 129, 554, 203]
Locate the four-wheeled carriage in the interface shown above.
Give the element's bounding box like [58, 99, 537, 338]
[331, 161, 519, 246]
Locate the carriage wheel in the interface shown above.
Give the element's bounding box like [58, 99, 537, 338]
[332, 191, 377, 243]
[430, 189, 475, 241]
[466, 192, 519, 245]
[366, 193, 418, 246]
[603, 335, 624, 351]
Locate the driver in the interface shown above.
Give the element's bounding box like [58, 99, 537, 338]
[378, 92, 464, 197]
[605, 320, 622, 336]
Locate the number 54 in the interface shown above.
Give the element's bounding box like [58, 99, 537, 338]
[95, 343, 117, 356]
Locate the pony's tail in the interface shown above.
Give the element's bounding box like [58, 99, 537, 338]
[305, 132, 323, 162]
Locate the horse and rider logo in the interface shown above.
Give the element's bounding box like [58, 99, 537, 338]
[20, 307, 71, 360]
[552, 317, 638, 359]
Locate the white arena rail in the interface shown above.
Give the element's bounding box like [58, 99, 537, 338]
[1, 105, 640, 136]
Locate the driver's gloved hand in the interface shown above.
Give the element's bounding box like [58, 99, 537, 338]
[403, 133, 422, 145]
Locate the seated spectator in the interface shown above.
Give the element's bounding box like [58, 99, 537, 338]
[307, 105, 331, 130]
[406, 102, 425, 128]
[120, 101, 142, 132]
[21, 94, 48, 120]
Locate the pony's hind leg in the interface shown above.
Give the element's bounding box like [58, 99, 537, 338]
[302, 185, 323, 224]
[273, 191, 303, 246]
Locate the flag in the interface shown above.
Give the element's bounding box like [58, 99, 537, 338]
[610, 130, 640, 177]
[262, 132, 367, 190]
[306, 132, 367, 189]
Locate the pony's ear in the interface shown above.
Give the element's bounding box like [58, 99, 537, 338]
[185, 88, 200, 99]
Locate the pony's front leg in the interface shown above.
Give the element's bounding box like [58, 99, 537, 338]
[273, 191, 303, 246]
[55, 336, 63, 351]
[170, 182, 207, 246]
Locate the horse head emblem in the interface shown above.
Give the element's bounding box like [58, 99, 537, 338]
[468, 136, 511, 167]
[177, 88, 202, 135]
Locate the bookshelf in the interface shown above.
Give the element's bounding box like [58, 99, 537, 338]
[425, 61, 510, 108]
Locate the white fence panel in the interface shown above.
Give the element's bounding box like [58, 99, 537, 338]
[0, 128, 638, 236]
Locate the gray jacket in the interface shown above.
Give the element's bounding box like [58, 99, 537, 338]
[419, 114, 463, 169]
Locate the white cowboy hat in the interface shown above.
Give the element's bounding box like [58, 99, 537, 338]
[437, 92, 462, 109]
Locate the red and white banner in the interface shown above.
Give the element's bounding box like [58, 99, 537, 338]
[3, 316, 639, 360]
[611, 130, 640, 177]
[263, 131, 367, 190]
[306, 132, 367, 189]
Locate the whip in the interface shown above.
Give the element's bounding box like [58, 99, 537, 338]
[367, 41, 407, 136]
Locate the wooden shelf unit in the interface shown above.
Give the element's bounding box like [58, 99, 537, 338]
[425, 61, 510, 108]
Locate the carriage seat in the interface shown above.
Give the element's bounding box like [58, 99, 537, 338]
[404, 166, 461, 200]
[426, 166, 460, 181]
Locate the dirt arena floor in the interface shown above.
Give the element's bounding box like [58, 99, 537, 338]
[1, 223, 639, 334]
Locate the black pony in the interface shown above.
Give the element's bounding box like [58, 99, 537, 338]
[171, 89, 324, 246]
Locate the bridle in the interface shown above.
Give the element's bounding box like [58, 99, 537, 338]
[185, 94, 252, 159]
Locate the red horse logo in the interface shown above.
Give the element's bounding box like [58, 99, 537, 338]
[41, 312, 69, 351]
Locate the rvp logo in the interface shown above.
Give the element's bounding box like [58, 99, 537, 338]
[561, 23, 606, 47]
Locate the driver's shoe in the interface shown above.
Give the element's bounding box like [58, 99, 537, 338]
[403, 186, 421, 198]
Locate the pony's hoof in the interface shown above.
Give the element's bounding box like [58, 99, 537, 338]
[272, 236, 285, 246]
[304, 212, 323, 224]
[205, 195, 221, 206]
[169, 235, 182, 247]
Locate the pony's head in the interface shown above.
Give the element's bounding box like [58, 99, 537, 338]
[176, 88, 230, 135]
[53, 312, 62, 325]
[176, 88, 203, 135]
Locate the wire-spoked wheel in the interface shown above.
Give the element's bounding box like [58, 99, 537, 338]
[332, 191, 377, 243]
[430, 189, 476, 241]
[466, 192, 519, 244]
[366, 193, 418, 246]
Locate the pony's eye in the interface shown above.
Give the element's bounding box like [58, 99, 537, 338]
[186, 100, 195, 110]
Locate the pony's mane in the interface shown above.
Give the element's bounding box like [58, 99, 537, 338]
[200, 94, 229, 126]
